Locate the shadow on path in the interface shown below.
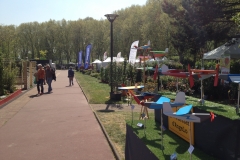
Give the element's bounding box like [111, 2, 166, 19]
[106, 103, 124, 110]
[29, 94, 38, 98]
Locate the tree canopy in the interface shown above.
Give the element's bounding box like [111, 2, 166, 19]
[0, 0, 240, 66]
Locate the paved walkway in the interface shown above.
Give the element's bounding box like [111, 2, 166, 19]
[0, 70, 116, 160]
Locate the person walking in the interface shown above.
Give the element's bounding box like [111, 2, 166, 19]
[43, 65, 46, 85]
[36, 64, 45, 95]
[45, 64, 55, 93]
[68, 67, 74, 86]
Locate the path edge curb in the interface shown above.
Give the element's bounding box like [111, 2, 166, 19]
[0, 86, 36, 109]
[76, 78, 121, 160]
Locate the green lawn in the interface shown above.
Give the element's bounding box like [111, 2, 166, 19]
[162, 92, 239, 120]
[76, 72, 239, 120]
[75, 72, 237, 159]
[126, 117, 216, 160]
[75, 72, 123, 104]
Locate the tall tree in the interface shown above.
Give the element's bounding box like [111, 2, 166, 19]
[162, 0, 240, 65]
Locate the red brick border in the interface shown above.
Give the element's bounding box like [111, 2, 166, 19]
[0, 89, 22, 106]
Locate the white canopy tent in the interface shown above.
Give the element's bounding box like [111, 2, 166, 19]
[203, 38, 240, 60]
[161, 57, 168, 61]
[134, 57, 168, 65]
[101, 57, 125, 68]
[202, 38, 240, 105]
[116, 57, 124, 62]
[92, 59, 102, 64]
[102, 57, 125, 63]
[203, 44, 228, 60]
[147, 58, 156, 62]
[92, 59, 102, 71]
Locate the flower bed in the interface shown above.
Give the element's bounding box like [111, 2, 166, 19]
[0, 89, 22, 106]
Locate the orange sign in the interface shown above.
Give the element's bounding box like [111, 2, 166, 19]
[168, 107, 195, 145]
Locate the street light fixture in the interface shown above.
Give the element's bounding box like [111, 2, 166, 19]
[52, 47, 56, 66]
[53, 47, 56, 54]
[105, 14, 119, 100]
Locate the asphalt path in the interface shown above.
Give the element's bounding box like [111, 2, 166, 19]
[0, 70, 116, 160]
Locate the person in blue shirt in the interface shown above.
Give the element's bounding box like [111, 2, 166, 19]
[68, 67, 74, 86]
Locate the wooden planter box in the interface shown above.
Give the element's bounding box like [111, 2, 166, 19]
[110, 92, 122, 101]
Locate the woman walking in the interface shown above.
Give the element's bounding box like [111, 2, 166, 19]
[37, 64, 45, 95]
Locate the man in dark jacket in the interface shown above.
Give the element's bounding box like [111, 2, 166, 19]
[68, 67, 74, 86]
[45, 64, 55, 93]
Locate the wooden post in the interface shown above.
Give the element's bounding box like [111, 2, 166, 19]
[30, 61, 37, 86]
[189, 122, 192, 160]
[143, 51, 146, 92]
[161, 109, 164, 150]
[23, 61, 27, 89]
[29, 62, 33, 86]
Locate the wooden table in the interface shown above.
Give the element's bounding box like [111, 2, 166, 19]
[118, 85, 144, 90]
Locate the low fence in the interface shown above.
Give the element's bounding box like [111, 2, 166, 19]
[15, 61, 36, 90]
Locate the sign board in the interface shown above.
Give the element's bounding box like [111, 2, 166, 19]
[170, 153, 177, 160]
[168, 107, 195, 145]
[131, 105, 135, 110]
[128, 40, 139, 64]
[220, 56, 230, 70]
[188, 145, 194, 154]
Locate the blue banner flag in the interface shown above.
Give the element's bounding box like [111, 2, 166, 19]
[78, 51, 83, 68]
[84, 44, 92, 69]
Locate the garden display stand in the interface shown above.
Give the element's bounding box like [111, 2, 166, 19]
[218, 74, 240, 114]
[145, 92, 185, 150]
[163, 102, 216, 160]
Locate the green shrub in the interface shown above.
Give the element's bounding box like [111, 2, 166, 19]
[90, 72, 100, 79]
[0, 56, 3, 95]
[86, 70, 92, 75]
[2, 67, 18, 93]
[81, 69, 92, 75]
[230, 59, 240, 74]
[160, 76, 175, 89]
[100, 67, 104, 81]
[228, 83, 238, 99]
[122, 58, 127, 84]
[104, 67, 110, 83]
[126, 63, 137, 84]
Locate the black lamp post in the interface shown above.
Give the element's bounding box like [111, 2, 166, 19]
[105, 14, 119, 100]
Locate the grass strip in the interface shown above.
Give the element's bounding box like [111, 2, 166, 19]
[75, 72, 236, 159]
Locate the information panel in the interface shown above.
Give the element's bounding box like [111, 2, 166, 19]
[168, 107, 195, 145]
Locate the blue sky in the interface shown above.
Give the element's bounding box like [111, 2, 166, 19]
[0, 0, 146, 26]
